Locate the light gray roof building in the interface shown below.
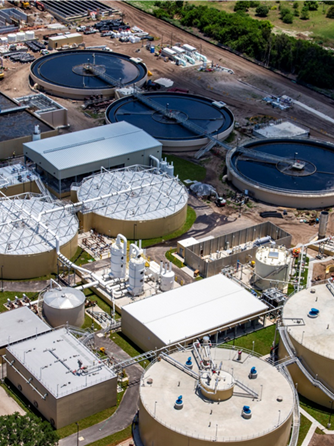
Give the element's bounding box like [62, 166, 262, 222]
[6, 327, 115, 398]
[23, 122, 162, 181]
[0, 307, 50, 353]
[122, 274, 268, 351]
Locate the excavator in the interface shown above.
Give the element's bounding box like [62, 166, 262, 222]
[8, 0, 45, 11]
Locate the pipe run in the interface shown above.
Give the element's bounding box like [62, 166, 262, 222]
[149, 155, 160, 170]
[2, 355, 48, 400]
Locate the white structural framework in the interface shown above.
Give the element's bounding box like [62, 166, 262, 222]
[0, 193, 78, 255]
[77, 165, 188, 221]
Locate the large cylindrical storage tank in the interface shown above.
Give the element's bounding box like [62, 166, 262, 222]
[30, 50, 147, 100]
[25, 30, 35, 41]
[254, 246, 291, 290]
[106, 92, 234, 152]
[43, 287, 85, 327]
[0, 197, 78, 280]
[138, 346, 295, 446]
[226, 139, 334, 209]
[279, 283, 334, 408]
[16, 32, 25, 42]
[76, 166, 188, 240]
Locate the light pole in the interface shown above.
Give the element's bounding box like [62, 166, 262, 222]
[76, 422, 79, 446]
[328, 400, 333, 428]
[1, 265, 3, 292]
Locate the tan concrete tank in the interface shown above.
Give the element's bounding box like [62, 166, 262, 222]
[0, 197, 78, 279]
[138, 345, 295, 446]
[279, 283, 334, 408]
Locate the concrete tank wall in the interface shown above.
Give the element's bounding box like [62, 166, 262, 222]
[278, 333, 334, 408]
[226, 151, 334, 209]
[78, 204, 188, 240]
[138, 399, 293, 446]
[0, 233, 77, 280]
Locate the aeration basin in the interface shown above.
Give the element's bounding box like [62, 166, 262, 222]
[30, 50, 147, 100]
[227, 138, 334, 208]
[106, 92, 234, 151]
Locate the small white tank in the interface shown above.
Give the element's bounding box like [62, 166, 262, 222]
[165, 162, 174, 177]
[43, 287, 85, 327]
[110, 233, 127, 279]
[25, 30, 35, 40]
[128, 243, 145, 296]
[160, 158, 168, 172]
[16, 32, 26, 42]
[0, 37, 8, 45]
[160, 262, 175, 291]
[255, 245, 291, 290]
[8, 34, 17, 43]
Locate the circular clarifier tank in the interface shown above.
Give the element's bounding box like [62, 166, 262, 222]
[226, 138, 334, 208]
[30, 50, 147, 100]
[106, 92, 234, 151]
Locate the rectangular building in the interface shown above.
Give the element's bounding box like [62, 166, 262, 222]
[5, 327, 117, 428]
[48, 33, 83, 50]
[0, 307, 50, 355]
[122, 275, 268, 352]
[180, 221, 292, 277]
[23, 122, 162, 196]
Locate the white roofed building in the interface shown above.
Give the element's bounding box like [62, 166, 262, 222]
[122, 274, 268, 351]
[23, 122, 162, 196]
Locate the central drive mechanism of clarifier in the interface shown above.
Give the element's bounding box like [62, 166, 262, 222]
[200, 369, 235, 401]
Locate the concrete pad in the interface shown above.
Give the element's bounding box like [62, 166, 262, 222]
[0, 386, 25, 416]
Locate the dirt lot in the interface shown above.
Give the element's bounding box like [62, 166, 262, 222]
[310, 432, 334, 446]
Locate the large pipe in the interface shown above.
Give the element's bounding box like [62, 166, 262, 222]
[318, 211, 329, 239]
[149, 155, 160, 169]
[115, 233, 127, 255]
[129, 243, 142, 259]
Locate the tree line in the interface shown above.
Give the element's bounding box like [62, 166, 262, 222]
[153, 1, 334, 89]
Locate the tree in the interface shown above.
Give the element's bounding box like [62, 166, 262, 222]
[293, 2, 299, 9]
[280, 6, 294, 23]
[250, 1, 260, 7]
[300, 7, 310, 19]
[282, 12, 294, 23]
[0, 412, 59, 446]
[256, 5, 270, 17]
[326, 5, 334, 18]
[304, 1, 318, 11]
[234, 1, 250, 12]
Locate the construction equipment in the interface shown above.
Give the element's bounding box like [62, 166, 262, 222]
[32, 1, 45, 11]
[9, 0, 31, 10]
[0, 68, 4, 81]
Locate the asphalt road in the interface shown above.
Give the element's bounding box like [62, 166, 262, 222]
[59, 334, 142, 446]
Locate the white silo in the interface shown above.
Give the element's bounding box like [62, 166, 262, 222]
[160, 261, 175, 292]
[16, 32, 26, 42]
[255, 245, 291, 290]
[128, 243, 145, 296]
[25, 30, 35, 41]
[43, 286, 85, 327]
[110, 233, 127, 279]
[7, 34, 17, 43]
